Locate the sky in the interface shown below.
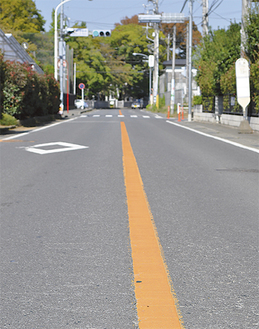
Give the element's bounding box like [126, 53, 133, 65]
[34, 0, 243, 33]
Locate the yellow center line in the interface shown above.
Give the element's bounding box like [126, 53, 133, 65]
[121, 122, 184, 328]
[119, 110, 123, 115]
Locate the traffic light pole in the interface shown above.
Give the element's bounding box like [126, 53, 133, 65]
[60, 1, 64, 108]
[188, 0, 193, 122]
[153, 24, 159, 106]
[54, 0, 71, 80]
[170, 25, 176, 114]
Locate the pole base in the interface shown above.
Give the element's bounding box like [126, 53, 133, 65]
[238, 120, 253, 134]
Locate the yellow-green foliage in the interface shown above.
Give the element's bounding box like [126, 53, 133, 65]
[0, 113, 18, 126]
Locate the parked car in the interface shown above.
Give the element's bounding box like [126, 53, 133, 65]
[131, 101, 142, 109]
[74, 99, 88, 109]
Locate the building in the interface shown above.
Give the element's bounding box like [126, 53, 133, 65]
[0, 28, 44, 74]
[159, 58, 200, 106]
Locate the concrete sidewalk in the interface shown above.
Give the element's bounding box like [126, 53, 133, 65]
[142, 109, 259, 151]
[61, 107, 92, 118]
[0, 107, 93, 136]
[168, 118, 259, 151]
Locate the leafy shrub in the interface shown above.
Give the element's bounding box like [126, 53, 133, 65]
[193, 95, 202, 105]
[0, 56, 60, 119]
[0, 113, 18, 126]
[0, 52, 6, 118]
[159, 95, 165, 108]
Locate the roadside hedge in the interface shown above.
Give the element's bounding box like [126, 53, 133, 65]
[0, 53, 60, 120]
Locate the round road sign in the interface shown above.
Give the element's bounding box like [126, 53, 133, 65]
[78, 83, 85, 90]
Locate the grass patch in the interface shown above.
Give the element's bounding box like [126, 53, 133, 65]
[146, 104, 179, 117]
[0, 113, 18, 126]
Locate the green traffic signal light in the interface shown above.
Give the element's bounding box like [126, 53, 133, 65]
[92, 30, 111, 37]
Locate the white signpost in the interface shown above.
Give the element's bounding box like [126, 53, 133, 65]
[79, 83, 85, 109]
[235, 58, 252, 133]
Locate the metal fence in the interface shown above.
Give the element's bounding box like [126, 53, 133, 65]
[222, 95, 242, 115]
[248, 93, 259, 117]
[202, 94, 259, 117]
[202, 96, 215, 113]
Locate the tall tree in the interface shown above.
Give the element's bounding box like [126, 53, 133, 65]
[245, 3, 259, 63]
[193, 23, 241, 96]
[0, 0, 45, 33]
[115, 15, 139, 26]
[161, 21, 201, 59]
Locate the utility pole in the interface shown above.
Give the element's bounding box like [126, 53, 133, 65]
[170, 25, 176, 114]
[202, 0, 209, 37]
[167, 33, 170, 61]
[241, 0, 250, 57]
[188, 0, 193, 122]
[74, 63, 76, 95]
[152, 0, 159, 106]
[59, 0, 64, 109]
[186, 23, 189, 105]
[139, 3, 185, 107]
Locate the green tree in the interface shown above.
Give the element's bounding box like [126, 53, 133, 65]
[66, 22, 166, 100]
[65, 16, 168, 100]
[67, 36, 112, 99]
[194, 23, 241, 96]
[108, 21, 167, 99]
[0, 0, 45, 33]
[21, 32, 54, 73]
[161, 21, 201, 59]
[245, 4, 259, 63]
[108, 23, 151, 99]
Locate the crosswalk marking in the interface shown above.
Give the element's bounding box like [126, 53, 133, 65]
[80, 114, 165, 119]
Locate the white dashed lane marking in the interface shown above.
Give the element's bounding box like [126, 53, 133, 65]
[80, 114, 159, 119]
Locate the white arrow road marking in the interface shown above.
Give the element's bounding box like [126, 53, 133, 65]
[21, 142, 88, 155]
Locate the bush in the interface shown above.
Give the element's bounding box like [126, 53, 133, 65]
[159, 95, 166, 108]
[0, 113, 18, 126]
[0, 56, 60, 119]
[0, 52, 6, 119]
[193, 95, 202, 105]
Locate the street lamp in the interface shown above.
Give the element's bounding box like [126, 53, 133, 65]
[133, 53, 153, 105]
[54, 0, 93, 111]
[54, 0, 71, 81]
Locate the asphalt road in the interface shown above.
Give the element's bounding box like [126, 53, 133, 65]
[1, 109, 258, 328]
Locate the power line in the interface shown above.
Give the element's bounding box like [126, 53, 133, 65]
[180, 0, 188, 13]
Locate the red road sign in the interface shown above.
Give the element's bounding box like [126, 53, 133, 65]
[78, 83, 85, 90]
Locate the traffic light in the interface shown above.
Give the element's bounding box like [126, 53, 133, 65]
[92, 30, 111, 37]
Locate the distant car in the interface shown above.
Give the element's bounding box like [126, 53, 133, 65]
[74, 99, 88, 109]
[131, 101, 141, 109]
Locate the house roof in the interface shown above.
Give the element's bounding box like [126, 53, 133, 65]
[0, 29, 44, 74]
